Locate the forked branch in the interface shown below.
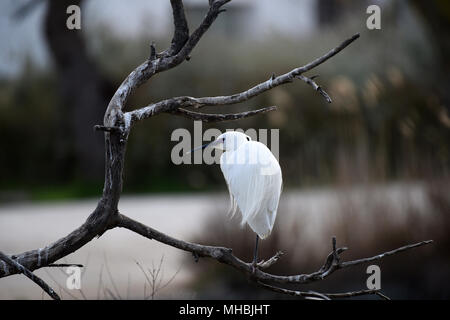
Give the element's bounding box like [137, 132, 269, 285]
[104, 0, 231, 126]
[123, 33, 360, 127]
[0, 251, 60, 300]
[117, 214, 432, 290]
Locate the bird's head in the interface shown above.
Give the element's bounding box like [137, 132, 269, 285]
[188, 131, 251, 154]
[213, 132, 251, 152]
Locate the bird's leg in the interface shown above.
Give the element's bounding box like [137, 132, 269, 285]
[253, 235, 259, 265]
[251, 235, 259, 274]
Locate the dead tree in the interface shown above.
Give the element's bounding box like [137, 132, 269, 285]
[0, 0, 432, 300]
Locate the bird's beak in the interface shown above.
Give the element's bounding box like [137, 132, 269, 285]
[186, 139, 223, 154]
[186, 142, 211, 155]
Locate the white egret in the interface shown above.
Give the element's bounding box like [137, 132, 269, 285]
[192, 131, 282, 267]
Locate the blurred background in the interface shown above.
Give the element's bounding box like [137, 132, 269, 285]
[0, 0, 449, 299]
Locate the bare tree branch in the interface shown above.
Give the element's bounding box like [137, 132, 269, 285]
[104, 0, 231, 127]
[149, 42, 157, 61]
[168, 0, 189, 56]
[116, 214, 433, 286]
[167, 0, 232, 67]
[0, 251, 60, 300]
[169, 106, 277, 122]
[258, 282, 383, 300]
[296, 75, 332, 103]
[0, 0, 233, 282]
[339, 240, 434, 268]
[47, 263, 84, 268]
[93, 125, 121, 133]
[123, 33, 359, 127]
[257, 251, 284, 269]
[0, 203, 118, 278]
[376, 291, 392, 300]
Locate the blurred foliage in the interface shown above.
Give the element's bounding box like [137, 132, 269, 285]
[0, 2, 449, 201]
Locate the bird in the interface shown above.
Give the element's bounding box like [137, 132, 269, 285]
[191, 131, 282, 268]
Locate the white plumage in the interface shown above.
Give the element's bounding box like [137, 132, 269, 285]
[212, 132, 282, 239]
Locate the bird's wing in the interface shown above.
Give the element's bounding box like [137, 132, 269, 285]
[223, 178, 239, 218]
[220, 141, 282, 238]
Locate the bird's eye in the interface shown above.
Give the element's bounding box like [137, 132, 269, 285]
[246, 137, 250, 141]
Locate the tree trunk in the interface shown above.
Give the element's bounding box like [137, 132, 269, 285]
[44, 0, 114, 181]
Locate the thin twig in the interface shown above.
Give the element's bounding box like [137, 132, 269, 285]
[97, 263, 104, 300]
[104, 254, 122, 300]
[93, 125, 122, 133]
[258, 281, 381, 299]
[296, 75, 332, 103]
[47, 263, 84, 268]
[104, 288, 118, 300]
[0, 251, 60, 300]
[339, 240, 433, 268]
[376, 291, 391, 300]
[257, 251, 284, 269]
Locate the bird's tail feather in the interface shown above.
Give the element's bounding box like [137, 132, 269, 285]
[227, 190, 239, 218]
